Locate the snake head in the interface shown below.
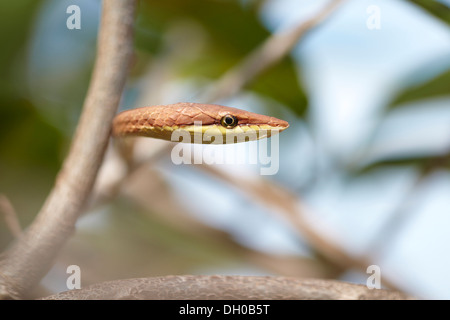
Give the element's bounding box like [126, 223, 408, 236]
[113, 102, 289, 144]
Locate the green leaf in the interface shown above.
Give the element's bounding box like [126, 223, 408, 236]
[0, 0, 43, 77]
[136, 0, 269, 57]
[136, 0, 307, 116]
[0, 88, 65, 169]
[389, 67, 450, 108]
[354, 153, 450, 176]
[407, 0, 450, 25]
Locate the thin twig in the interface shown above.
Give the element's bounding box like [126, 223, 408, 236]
[197, 164, 402, 291]
[0, 195, 21, 238]
[367, 157, 448, 253]
[200, 0, 347, 102]
[116, 164, 333, 279]
[0, 0, 137, 299]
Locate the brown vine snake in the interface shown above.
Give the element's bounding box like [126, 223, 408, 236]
[112, 102, 289, 143]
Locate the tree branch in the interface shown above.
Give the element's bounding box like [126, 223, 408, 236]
[196, 164, 402, 291]
[0, 0, 137, 299]
[41, 275, 414, 300]
[200, 0, 347, 102]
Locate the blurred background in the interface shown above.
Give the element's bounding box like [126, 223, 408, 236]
[1, 0, 450, 299]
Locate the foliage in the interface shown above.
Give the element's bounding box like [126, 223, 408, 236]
[407, 0, 450, 25]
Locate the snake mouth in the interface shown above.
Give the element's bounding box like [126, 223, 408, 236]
[116, 122, 289, 144]
[169, 123, 287, 144]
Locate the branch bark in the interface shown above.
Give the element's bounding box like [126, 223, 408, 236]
[41, 275, 415, 300]
[0, 0, 136, 299]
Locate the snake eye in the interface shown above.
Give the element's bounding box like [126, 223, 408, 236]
[220, 114, 238, 129]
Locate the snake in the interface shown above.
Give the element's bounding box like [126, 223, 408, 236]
[112, 102, 289, 144]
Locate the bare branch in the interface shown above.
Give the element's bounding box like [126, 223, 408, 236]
[117, 165, 333, 279]
[200, 0, 347, 102]
[41, 275, 415, 300]
[367, 159, 448, 253]
[197, 164, 401, 291]
[0, 194, 21, 238]
[0, 0, 137, 299]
